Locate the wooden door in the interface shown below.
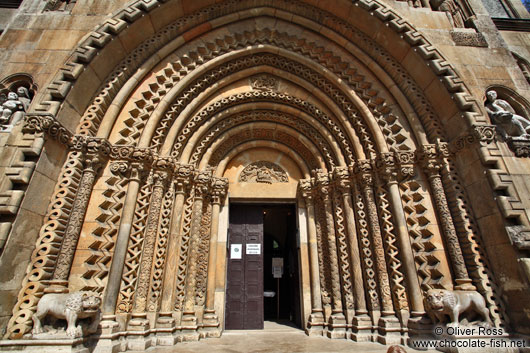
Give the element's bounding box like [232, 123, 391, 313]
[225, 204, 264, 329]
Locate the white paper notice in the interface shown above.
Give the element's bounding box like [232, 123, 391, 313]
[230, 244, 242, 259]
[246, 243, 261, 255]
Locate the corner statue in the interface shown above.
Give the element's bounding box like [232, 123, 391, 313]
[485, 90, 530, 138]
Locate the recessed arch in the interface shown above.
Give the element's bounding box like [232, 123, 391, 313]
[5, 0, 516, 344]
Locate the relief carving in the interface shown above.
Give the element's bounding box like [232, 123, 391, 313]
[239, 161, 288, 184]
[249, 74, 279, 91]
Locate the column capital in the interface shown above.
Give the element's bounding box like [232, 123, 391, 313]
[211, 177, 228, 204]
[375, 152, 398, 184]
[419, 144, 443, 177]
[353, 160, 374, 186]
[332, 166, 352, 194]
[193, 169, 212, 199]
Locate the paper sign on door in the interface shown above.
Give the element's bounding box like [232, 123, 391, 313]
[246, 243, 261, 255]
[230, 244, 242, 259]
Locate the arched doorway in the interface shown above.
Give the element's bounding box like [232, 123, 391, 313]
[5, 0, 510, 349]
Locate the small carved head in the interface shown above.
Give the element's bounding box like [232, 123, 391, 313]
[17, 86, 29, 98]
[425, 289, 446, 311]
[81, 292, 101, 313]
[7, 92, 18, 100]
[486, 90, 497, 102]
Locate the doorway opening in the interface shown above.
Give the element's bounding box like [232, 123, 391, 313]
[263, 204, 300, 328]
[225, 203, 301, 330]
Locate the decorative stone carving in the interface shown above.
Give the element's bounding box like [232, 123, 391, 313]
[249, 74, 279, 91]
[32, 291, 101, 338]
[485, 90, 530, 139]
[425, 289, 491, 326]
[430, 0, 466, 28]
[0, 91, 26, 128]
[239, 161, 288, 184]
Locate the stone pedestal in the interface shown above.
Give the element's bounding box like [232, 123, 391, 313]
[350, 315, 373, 342]
[201, 310, 221, 338]
[306, 312, 325, 336]
[326, 313, 347, 339]
[93, 315, 121, 353]
[155, 312, 178, 346]
[377, 316, 402, 345]
[180, 312, 200, 341]
[126, 313, 153, 350]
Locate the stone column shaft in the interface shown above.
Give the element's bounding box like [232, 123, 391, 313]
[205, 201, 221, 312]
[306, 198, 324, 314]
[361, 181, 394, 315]
[102, 166, 141, 314]
[52, 155, 101, 285]
[322, 192, 344, 315]
[427, 173, 472, 287]
[387, 181, 424, 315]
[341, 192, 367, 315]
[132, 172, 167, 313]
[159, 191, 186, 314]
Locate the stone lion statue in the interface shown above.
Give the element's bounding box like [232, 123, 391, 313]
[425, 289, 491, 326]
[32, 291, 101, 337]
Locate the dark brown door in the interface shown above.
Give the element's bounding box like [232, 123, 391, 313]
[225, 204, 264, 329]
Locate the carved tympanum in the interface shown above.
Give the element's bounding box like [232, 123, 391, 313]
[32, 291, 101, 338]
[425, 289, 491, 326]
[239, 161, 288, 184]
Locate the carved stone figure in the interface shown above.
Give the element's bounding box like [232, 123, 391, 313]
[16, 86, 31, 111]
[430, 0, 465, 28]
[0, 91, 25, 127]
[32, 291, 101, 337]
[425, 289, 491, 326]
[239, 161, 288, 183]
[485, 90, 530, 139]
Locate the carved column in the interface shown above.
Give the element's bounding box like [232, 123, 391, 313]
[204, 177, 228, 332]
[378, 153, 425, 320]
[299, 179, 325, 333]
[316, 171, 346, 338]
[102, 163, 143, 317]
[333, 167, 372, 340]
[181, 170, 211, 337]
[157, 164, 192, 329]
[420, 145, 473, 290]
[49, 153, 103, 291]
[128, 170, 168, 329]
[355, 161, 394, 316]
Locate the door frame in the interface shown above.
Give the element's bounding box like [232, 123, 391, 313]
[217, 199, 311, 331]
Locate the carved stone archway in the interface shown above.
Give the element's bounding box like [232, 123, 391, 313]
[5, 0, 519, 349]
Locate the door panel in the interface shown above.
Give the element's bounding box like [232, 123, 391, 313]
[226, 205, 264, 330]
